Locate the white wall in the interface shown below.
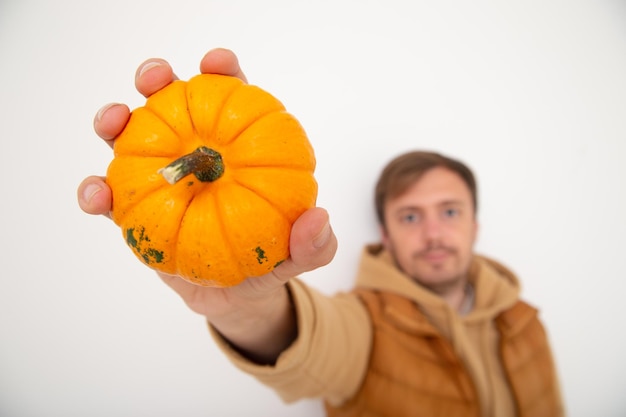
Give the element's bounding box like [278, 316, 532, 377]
[1, 0, 625, 416]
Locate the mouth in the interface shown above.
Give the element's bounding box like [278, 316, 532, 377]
[418, 247, 454, 263]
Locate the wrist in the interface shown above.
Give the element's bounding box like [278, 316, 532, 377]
[211, 285, 297, 364]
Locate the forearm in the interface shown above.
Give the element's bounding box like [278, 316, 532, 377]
[210, 280, 373, 405]
[209, 285, 297, 365]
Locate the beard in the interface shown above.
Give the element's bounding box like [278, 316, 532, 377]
[389, 241, 469, 295]
[416, 243, 456, 263]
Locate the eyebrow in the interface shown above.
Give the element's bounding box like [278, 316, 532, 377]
[439, 200, 465, 207]
[395, 200, 466, 211]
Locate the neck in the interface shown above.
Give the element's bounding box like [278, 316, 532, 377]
[429, 279, 472, 313]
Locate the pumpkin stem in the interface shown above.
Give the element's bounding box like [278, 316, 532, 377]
[158, 147, 225, 184]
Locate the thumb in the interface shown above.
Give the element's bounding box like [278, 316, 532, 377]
[271, 207, 337, 281]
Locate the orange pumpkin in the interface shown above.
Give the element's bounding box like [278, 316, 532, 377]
[106, 74, 317, 287]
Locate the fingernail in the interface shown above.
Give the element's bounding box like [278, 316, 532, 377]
[313, 222, 331, 248]
[95, 103, 117, 123]
[82, 183, 102, 204]
[138, 60, 163, 78]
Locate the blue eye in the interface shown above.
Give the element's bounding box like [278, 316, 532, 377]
[443, 208, 459, 218]
[401, 213, 420, 224]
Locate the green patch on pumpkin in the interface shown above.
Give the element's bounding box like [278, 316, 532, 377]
[126, 226, 163, 265]
[255, 246, 268, 264]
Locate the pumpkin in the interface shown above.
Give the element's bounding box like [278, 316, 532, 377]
[106, 74, 317, 287]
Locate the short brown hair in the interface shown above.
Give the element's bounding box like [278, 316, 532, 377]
[374, 151, 478, 226]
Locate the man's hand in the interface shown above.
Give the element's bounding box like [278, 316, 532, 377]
[77, 48, 248, 216]
[76, 48, 337, 363]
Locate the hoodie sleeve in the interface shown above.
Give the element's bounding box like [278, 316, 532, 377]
[207, 278, 372, 406]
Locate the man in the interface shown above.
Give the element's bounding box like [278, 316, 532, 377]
[77, 48, 564, 417]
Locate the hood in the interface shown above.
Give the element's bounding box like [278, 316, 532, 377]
[354, 243, 521, 325]
[354, 243, 525, 416]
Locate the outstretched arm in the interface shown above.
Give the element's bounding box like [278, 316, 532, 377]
[77, 48, 337, 364]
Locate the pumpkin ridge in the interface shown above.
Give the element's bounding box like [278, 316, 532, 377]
[227, 162, 313, 170]
[172, 191, 204, 278]
[226, 108, 292, 151]
[110, 168, 176, 227]
[185, 79, 201, 143]
[140, 105, 189, 154]
[210, 80, 287, 147]
[219, 104, 283, 147]
[230, 177, 292, 224]
[112, 107, 184, 159]
[118, 187, 191, 273]
[211, 190, 244, 282]
[187, 75, 242, 145]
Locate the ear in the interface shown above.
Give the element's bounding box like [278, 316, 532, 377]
[472, 218, 479, 243]
[379, 224, 391, 250]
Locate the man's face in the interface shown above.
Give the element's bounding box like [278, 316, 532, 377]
[381, 167, 478, 291]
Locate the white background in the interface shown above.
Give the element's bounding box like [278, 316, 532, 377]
[1, 0, 625, 416]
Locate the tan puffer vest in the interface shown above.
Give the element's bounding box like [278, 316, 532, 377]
[325, 289, 563, 417]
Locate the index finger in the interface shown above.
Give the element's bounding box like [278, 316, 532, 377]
[134, 58, 179, 97]
[199, 48, 248, 83]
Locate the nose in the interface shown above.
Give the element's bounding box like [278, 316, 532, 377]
[422, 216, 443, 241]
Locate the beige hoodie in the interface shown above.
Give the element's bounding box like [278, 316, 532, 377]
[357, 244, 522, 416]
[210, 244, 526, 416]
